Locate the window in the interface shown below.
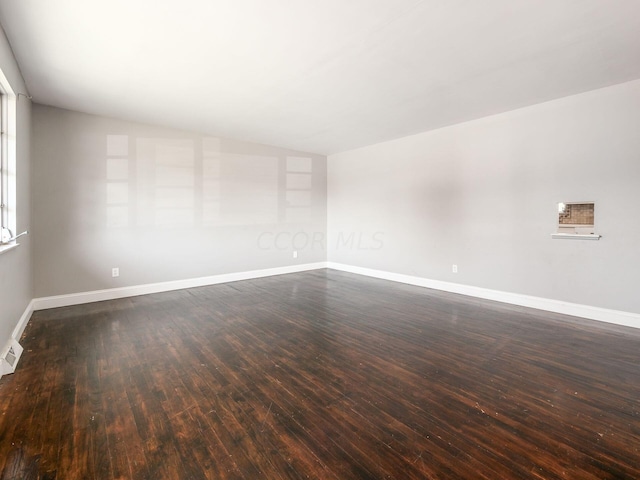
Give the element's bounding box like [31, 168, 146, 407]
[0, 90, 7, 236]
[551, 202, 600, 240]
[557, 202, 595, 234]
[0, 71, 19, 249]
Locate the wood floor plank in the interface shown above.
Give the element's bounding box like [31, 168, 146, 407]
[1, 269, 640, 479]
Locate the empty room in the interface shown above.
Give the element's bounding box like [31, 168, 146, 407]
[1, 1, 639, 478]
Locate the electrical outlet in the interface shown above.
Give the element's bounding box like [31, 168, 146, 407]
[112, 267, 119, 277]
[452, 264, 458, 273]
[293, 250, 298, 259]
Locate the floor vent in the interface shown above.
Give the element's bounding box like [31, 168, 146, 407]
[0, 339, 23, 377]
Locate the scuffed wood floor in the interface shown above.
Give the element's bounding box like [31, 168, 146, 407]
[1, 269, 639, 479]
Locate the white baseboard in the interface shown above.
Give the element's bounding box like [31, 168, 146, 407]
[24, 260, 640, 332]
[32, 262, 328, 311]
[327, 262, 640, 330]
[12, 299, 34, 340]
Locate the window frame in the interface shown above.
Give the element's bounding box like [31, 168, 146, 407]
[0, 69, 19, 249]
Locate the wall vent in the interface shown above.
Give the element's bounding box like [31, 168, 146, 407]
[0, 339, 23, 377]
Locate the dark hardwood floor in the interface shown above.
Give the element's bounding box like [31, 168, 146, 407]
[1, 269, 639, 479]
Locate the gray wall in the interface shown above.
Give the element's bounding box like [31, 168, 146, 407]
[0, 26, 32, 346]
[33, 105, 326, 297]
[328, 79, 640, 314]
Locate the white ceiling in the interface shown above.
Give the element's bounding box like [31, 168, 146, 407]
[1, 0, 640, 155]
